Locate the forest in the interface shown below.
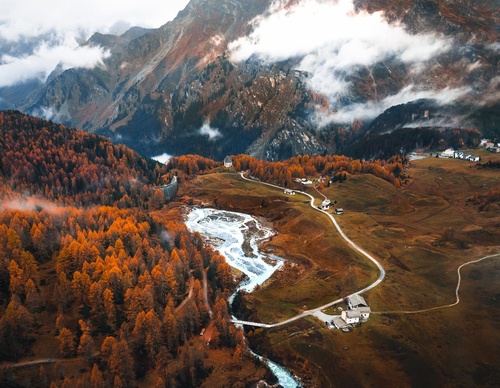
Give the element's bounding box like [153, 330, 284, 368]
[167, 153, 407, 188]
[0, 111, 411, 386]
[0, 112, 247, 387]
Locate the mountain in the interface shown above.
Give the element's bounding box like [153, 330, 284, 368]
[3, 0, 499, 160]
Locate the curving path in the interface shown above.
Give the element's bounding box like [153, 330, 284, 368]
[1, 358, 58, 369]
[202, 270, 213, 318]
[175, 275, 194, 313]
[372, 252, 500, 315]
[232, 173, 386, 328]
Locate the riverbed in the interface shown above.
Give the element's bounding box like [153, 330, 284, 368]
[185, 207, 301, 388]
[185, 207, 285, 292]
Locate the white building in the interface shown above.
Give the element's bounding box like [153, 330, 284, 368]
[343, 294, 371, 324]
[346, 294, 368, 310]
[357, 306, 371, 321]
[440, 148, 455, 158]
[341, 310, 360, 324]
[321, 199, 331, 210]
[480, 139, 494, 148]
[284, 189, 295, 195]
[335, 208, 344, 215]
[224, 156, 232, 168]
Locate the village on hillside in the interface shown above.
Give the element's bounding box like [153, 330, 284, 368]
[439, 138, 500, 162]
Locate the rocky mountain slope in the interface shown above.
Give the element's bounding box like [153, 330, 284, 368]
[2, 0, 499, 160]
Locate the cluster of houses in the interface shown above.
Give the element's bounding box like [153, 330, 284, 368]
[439, 139, 500, 161]
[283, 189, 345, 214]
[480, 139, 500, 153]
[439, 148, 480, 162]
[328, 294, 371, 331]
[293, 177, 313, 185]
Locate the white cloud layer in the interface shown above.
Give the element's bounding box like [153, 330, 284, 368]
[0, 0, 189, 86]
[152, 153, 173, 164]
[0, 0, 189, 41]
[313, 85, 472, 125]
[0, 42, 110, 87]
[230, 0, 449, 65]
[199, 123, 222, 140]
[229, 0, 462, 124]
[0, 197, 67, 214]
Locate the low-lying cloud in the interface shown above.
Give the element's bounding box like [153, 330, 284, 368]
[0, 0, 189, 42]
[402, 116, 470, 130]
[199, 123, 222, 141]
[313, 85, 472, 125]
[0, 196, 66, 214]
[230, 0, 449, 65]
[152, 153, 173, 164]
[229, 0, 466, 124]
[0, 41, 110, 87]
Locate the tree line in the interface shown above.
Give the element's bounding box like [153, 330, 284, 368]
[167, 153, 407, 188]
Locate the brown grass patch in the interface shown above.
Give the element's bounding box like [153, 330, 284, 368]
[179, 161, 500, 386]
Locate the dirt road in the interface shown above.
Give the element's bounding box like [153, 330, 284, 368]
[232, 173, 386, 328]
[175, 275, 194, 313]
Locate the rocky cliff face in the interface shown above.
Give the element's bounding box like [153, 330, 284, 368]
[4, 0, 498, 160]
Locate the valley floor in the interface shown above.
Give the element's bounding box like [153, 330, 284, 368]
[179, 151, 500, 387]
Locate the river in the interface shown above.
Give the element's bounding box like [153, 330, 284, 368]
[185, 207, 301, 388]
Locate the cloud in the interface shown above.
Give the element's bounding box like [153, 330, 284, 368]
[402, 116, 470, 130]
[229, 0, 463, 124]
[152, 153, 173, 164]
[0, 41, 110, 87]
[0, 0, 190, 42]
[230, 0, 448, 65]
[0, 0, 189, 86]
[479, 76, 500, 106]
[0, 196, 67, 214]
[199, 123, 222, 141]
[313, 85, 472, 125]
[30, 104, 72, 123]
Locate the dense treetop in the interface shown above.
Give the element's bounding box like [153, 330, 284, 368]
[0, 111, 244, 387]
[0, 111, 163, 207]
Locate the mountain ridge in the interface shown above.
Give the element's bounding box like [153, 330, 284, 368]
[2, 0, 498, 160]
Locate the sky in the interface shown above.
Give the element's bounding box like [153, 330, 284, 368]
[229, 0, 472, 124]
[0, 0, 190, 87]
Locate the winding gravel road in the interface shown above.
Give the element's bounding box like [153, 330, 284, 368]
[231, 173, 499, 328]
[232, 173, 386, 328]
[373, 252, 500, 315]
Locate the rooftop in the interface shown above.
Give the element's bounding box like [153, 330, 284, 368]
[347, 294, 368, 308]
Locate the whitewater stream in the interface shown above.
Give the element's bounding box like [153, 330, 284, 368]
[186, 207, 301, 387]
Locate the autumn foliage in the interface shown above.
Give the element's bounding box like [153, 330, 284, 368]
[167, 152, 406, 187]
[0, 111, 164, 208]
[232, 154, 405, 187]
[0, 112, 243, 386]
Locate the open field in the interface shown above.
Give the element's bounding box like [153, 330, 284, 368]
[181, 153, 500, 386]
[183, 173, 377, 322]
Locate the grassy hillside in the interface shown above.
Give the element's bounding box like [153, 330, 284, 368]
[179, 151, 499, 386]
